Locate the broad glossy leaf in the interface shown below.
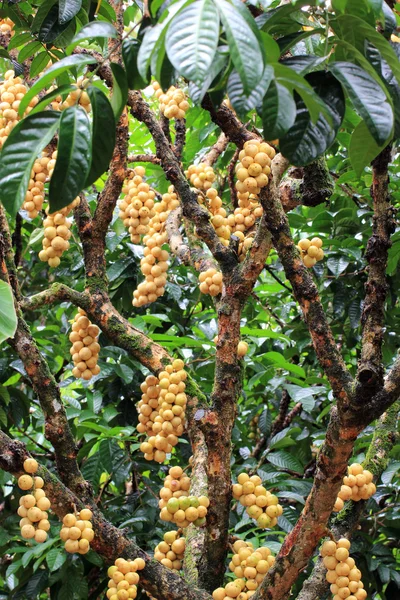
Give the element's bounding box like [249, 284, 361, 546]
[274, 63, 329, 122]
[280, 71, 345, 165]
[227, 66, 273, 114]
[85, 87, 116, 187]
[31, 0, 57, 33]
[332, 15, 400, 86]
[67, 20, 118, 54]
[166, 0, 219, 86]
[0, 111, 60, 217]
[48, 106, 91, 213]
[262, 79, 296, 139]
[30, 51, 51, 78]
[189, 50, 228, 104]
[267, 450, 304, 474]
[0, 281, 17, 344]
[38, 4, 72, 43]
[215, 0, 264, 94]
[18, 55, 97, 117]
[122, 38, 147, 89]
[59, 0, 82, 24]
[349, 120, 386, 176]
[281, 55, 327, 75]
[110, 63, 128, 122]
[330, 62, 393, 145]
[18, 40, 42, 64]
[137, 24, 165, 82]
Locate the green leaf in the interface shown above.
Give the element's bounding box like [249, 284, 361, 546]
[30, 51, 51, 78]
[214, 0, 264, 95]
[59, 0, 82, 24]
[17, 55, 97, 117]
[227, 65, 273, 115]
[46, 548, 66, 571]
[264, 352, 306, 378]
[110, 63, 128, 122]
[0, 281, 17, 344]
[38, 4, 73, 43]
[85, 87, 116, 187]
[18, 40, 42, 64]
[326, 256, 350, 277]
[122, 38, 147, 89]
[267, 450, 304, 474]
[280, 71, 345, 166]
[166, 0, 219, 86]
[330, 62, 393, 145]
[48, 106, 91, 213]
[331, 15, 400, 87]
[273, 63, 329, 123]
[0, 111, 60, 217]
[8, 32, 34, 51]
[349, 120, 386, 177]
[258, 408, 271, 437]
[67, 20, 118, 54]
[262, 80, 296, 139]
[31, 0, 57, 33]
[381, 460, 400, 484]
[137, 23, 165, 82]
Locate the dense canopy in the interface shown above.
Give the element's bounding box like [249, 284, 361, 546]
[0, 1, 399, 600]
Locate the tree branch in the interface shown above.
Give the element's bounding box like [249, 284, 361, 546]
[0, 206, 87, 495]
[296, 399, 399, 600]
[0, 430, 212, 600]
[357, 146, 394, 397]
[203, 132, 229, 166]
[260, 177, 354, 405]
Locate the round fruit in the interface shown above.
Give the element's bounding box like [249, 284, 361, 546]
[23, 458, 38, 473]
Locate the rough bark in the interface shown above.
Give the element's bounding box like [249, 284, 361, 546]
[357, 146, 394, 397]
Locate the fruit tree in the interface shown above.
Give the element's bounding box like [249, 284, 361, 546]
[0, 0, 399, 599]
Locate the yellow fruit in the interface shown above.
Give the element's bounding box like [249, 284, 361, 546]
[18, 475, 33, 490]
[21, 524, 35, 539]
[23, 458, 38, 473]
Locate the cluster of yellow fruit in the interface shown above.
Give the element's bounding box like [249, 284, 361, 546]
[232, 473, 283, 529]
[212, 539, 276, 599]
[185, 163, 216, 191]
[249, 415, 260, 441]
[22, 155, 50, 219]
[214, 336, 248, 358]
[132, 187, 179, 307]
[199, 267, 223, 297]
[69, 309, 101, 380]
[204, 188, 231, 246]
[235, 233, 255, 263]
[0, 17, 14, 34]
[154, 530, 185, 571]
[235, 141, 275, 196]
[50, 77, 91, 113]
[0, 70, 39, 147]
[17, 458, 51, 543]
[38, 198, 79, 267]
[321, 538, 367, 600]
[333, 464, 376, 512]
[106, 557, 145, 600]
[137, 359, 187, 462]
[159, 466, 209, 528]
[59, 508, 94, 554]
[297, 237, 324, 268]
[227, 196, 263, 235]
[152, 82, 189, 120]
[118, 167, 156, 243]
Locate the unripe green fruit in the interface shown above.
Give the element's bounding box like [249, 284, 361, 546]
[166, 498, 180, 514]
